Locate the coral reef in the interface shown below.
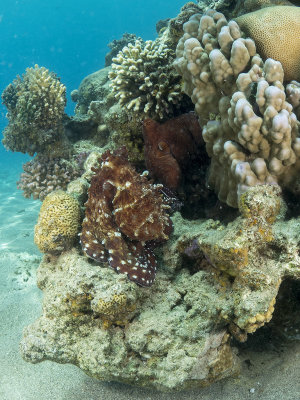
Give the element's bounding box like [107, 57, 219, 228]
[2, 65, 67, 156]
[34, 190, 81, 254]
[143, 112, 203, 190]
[17, 154, 83, 201]
[174, 9, 300, 207]
[16, 2, 300, 393]
[108, 39, 190, 120]
[21, 184, 300, 390]
[80, 147, 173, 287]
[235, 6, 300, 81]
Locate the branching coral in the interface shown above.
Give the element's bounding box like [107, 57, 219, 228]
[17, 155, 82, 200]
[105, 33, 142, 67]
[174, 9, 300, 207]
[109, 39, 190, 120]
[2, 64, 67, 155]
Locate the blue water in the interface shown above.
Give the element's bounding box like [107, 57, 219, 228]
[0, 0, 188, 166]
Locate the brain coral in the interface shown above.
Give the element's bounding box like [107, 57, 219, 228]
[34, 190, 81, 254]
[235, 6, 300, 81]
[2, 64, 67, 155]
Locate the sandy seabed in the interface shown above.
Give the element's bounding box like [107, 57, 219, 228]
[0, 163, 300, 400]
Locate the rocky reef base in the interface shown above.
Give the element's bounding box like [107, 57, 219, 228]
[20, 185, 300, 391]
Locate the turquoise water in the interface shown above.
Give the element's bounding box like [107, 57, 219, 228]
[1, 1, 300, 399]
[0, 0, 187, 161]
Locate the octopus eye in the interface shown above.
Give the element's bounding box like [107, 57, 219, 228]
[158, 141, 168, 151]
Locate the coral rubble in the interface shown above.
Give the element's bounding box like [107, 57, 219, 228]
[80, 147, 172, 287]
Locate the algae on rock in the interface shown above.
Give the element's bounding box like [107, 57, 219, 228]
[20, 184, 300, 391]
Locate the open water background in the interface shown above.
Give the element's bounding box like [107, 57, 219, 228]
[0, 0, 187, 167]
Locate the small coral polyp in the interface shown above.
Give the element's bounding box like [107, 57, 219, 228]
[80, 146, 172, 287]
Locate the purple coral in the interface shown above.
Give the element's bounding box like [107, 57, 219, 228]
[17, 155, 81, 200]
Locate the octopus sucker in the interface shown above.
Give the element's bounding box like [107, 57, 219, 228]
[80, 147, 172, 286]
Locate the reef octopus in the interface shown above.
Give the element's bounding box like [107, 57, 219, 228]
[80, 147, 172, 287]
[143, 112, 203, 190]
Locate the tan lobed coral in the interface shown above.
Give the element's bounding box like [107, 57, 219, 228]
[174, 9, 300, 207]
[34, 190, 81, 253]
[235, 6, 300, 81]
[286, 80, 300, 119]
[2, 64, 67, 156]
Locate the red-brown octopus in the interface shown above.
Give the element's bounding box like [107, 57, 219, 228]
[143, 112, 203, 191]
[80, 147, 172, 287]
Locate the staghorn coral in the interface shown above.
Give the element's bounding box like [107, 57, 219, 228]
[143, 112, 203, 190]
[34, 190, 81, 254]
[17, 155, 82, 201]
[235, 6, 300, 81]
[80, 146, 173, 287]
[174, 9, 300, 207]
[108, 39, 190, 120]
[2, 65, 67, 156]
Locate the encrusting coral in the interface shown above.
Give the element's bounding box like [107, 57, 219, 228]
[2, 64, 67, 156]
[34, 190, 81, 254]
[174, 9, 300, 207]
[143, 112, 203, 190]
[80, 146, 173, 287]
[235, 6, 300, 81]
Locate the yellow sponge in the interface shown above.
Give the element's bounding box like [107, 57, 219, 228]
[34, 190, 81, 253]
[236, 6, 300, 81]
